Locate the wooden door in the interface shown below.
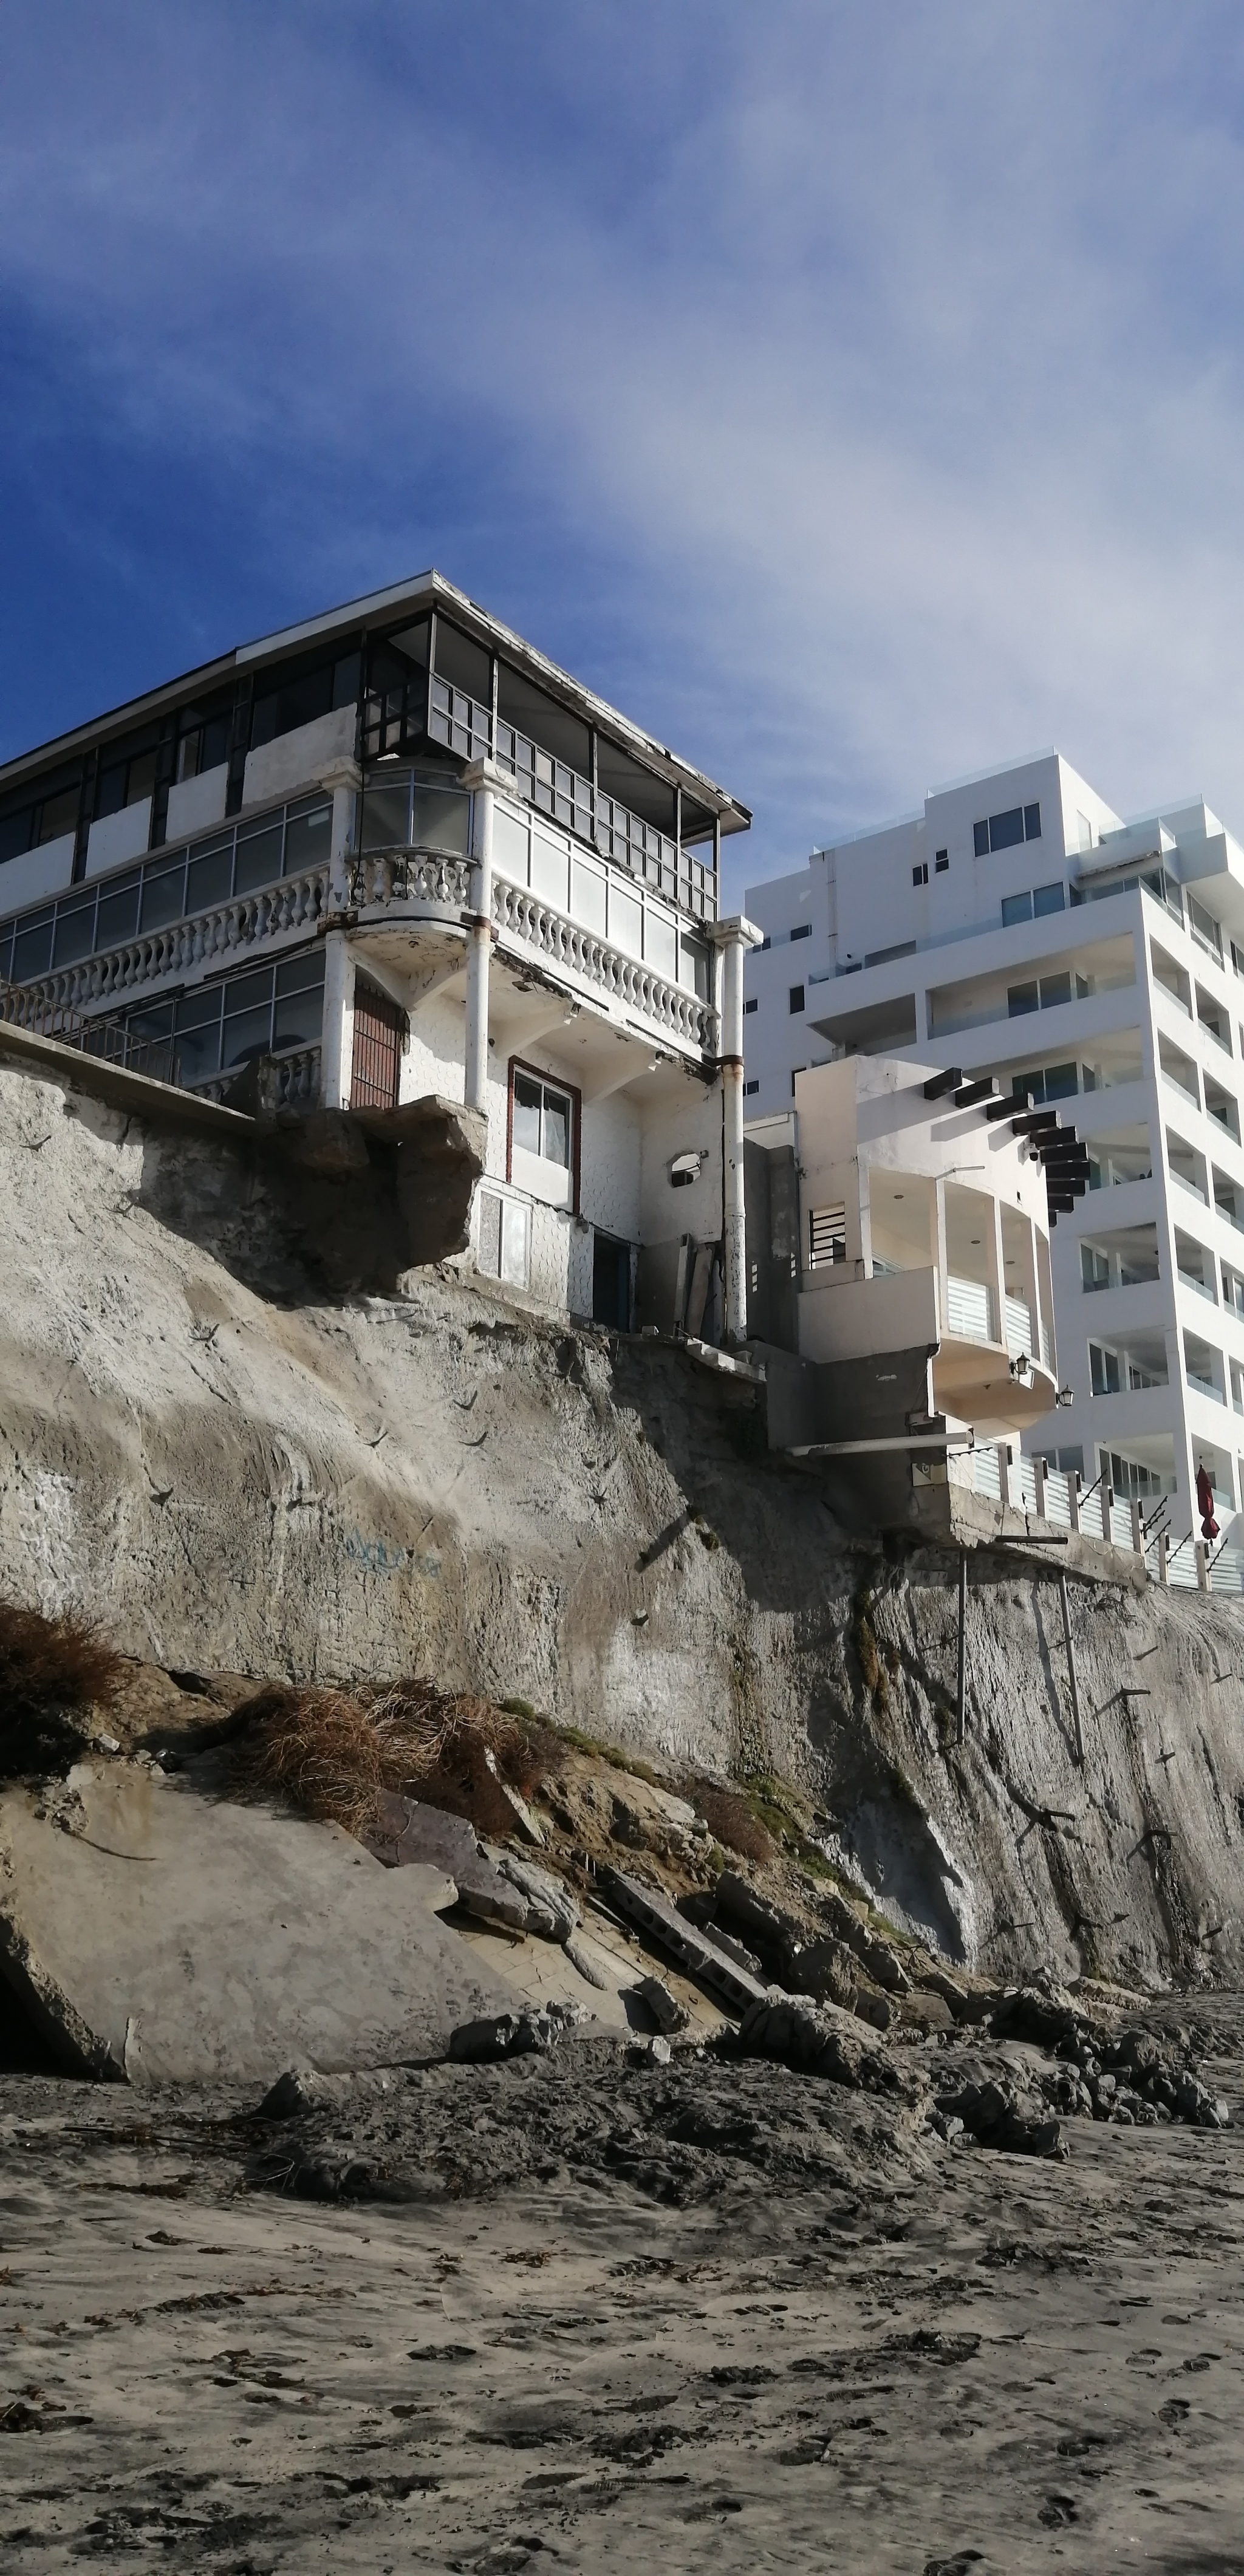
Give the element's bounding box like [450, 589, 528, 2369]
[350, 980, 405, 1110]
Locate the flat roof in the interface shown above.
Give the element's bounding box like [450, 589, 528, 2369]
[0, 569, 751, 835]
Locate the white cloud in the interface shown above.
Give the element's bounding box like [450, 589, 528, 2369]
[6, 2, 1244, 895]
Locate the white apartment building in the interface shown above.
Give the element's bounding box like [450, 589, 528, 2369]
[743, 749, 1244, 1557]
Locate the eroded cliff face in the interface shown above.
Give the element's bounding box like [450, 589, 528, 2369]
[4, 1045, 1244, 1993]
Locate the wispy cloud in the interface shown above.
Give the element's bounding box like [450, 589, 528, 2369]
[5, 3, 1244, 896]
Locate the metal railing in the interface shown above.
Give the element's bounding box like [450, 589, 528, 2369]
[1, 980, 180, 1085]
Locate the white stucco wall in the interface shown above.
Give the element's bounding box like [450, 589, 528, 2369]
[166, 764, 229, 843]
[242, 708, 355, 812]
[86, 800, 152, 878]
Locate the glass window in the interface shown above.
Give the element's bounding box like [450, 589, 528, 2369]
[140, 855, 186, 931]
[989, 807, 1025, 852]
[332, 652, 361, 712]
[1008, 982, 1039, 1016]
[1090, 1342, 1121, 1395]
[542, 1086, 570, 1168]
[1002, 891, 1033, 927]
[789, 984, 805, 1014]
[360, 782, 412, 852]
[173, 984, 224, 1081]
[12, 912, 53, 981]
[680, 935, 711, 1001]
[220, 1007, 272, 1070]
[645, 910, 677, 980]
[1044, 1062, 1078, 1099]
[609, 884, 643, 958]
[0, 808, 34, 864]
[39, 787, 80, 844]
[95, 871, 142, 948]
[513, 1071, 542, 1155]
[1024, 802, 1042, 840]
[1032, 881, 1064, 916]
[973, 819, 989, 858]
[52, 898, 97, 967]
[273, 984, 324, 1050]
[283, 799, 331, 874]
[275, 949, 324, 1000]
[233, 822, 284, 895]
[126, 750, 159, 807]
[186, 838, 233, 911]
[434, 621, 492, 706]
[411, 786, 470, 855]
[1040, 972, 1071, 1008]
[570, 856, 606, 932]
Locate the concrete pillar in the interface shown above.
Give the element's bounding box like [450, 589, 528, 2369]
[1130, 1496, 1144, 1553]
[1101, 1480, 1113, 1544]
[316, 758, 361, 910]
[708, 914, 763, 1345]
[462, 760, 503, 1113]
[1033, 1454, 1047, 1520]
[1067, 1472, 1081, 1533]
[1016, 1212, 1041, 1361]
[986, 1190, 1006, 1350]
[1157, 1531, 1169, 1585]
[321, 929, 355, 1111]
[1196, 1538, 1211, 1591]
[934, 1177, 950, 1335]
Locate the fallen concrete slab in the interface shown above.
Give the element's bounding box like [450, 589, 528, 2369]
[364, 1791, 527, 1930]
[0, 1762, 519, 2086]
[600, 1868, 770, 2015]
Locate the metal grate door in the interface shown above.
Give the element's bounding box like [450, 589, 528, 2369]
[350, 980, 405, 1110]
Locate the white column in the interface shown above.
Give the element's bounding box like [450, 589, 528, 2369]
[934, 1177, 950, 1334]
[461, 759, 501, 1113]
[709, 914, 763, 1345]
[316, 758, 361, 910]
[321, 929, 355, 1112]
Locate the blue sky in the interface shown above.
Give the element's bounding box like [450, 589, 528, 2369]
[5, 3, 1244, 903]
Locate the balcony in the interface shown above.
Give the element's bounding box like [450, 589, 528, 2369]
[349, 827, 720, 1062]
[420, 673, 719, 923]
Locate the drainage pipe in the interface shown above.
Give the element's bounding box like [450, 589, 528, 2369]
[1059, 1569, 1085, 1766]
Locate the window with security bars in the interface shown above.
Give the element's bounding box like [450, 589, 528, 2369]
[808, 1203, 847, 1269]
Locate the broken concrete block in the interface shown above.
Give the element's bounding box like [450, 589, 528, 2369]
[0, 1763, 518, 2086]
[258, 2066, 352, 2119]
[649, 2034, 672, 2065]
[365, 1792, 527, 1930]
[600, 1868, 768, 2015]
[564, 1938, 607, 1990]
[448, 1999, 587, 2063]
[631, 1973, 689, 2035]
[483, 1748, 545, 1847]
[498, 1854, 579, 1943]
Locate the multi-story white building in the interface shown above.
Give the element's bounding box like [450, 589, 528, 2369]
[0, 572, 758, 1339]
[743, 749, 1244, 1553]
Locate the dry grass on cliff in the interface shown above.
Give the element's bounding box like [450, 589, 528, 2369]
[686, 1782, 777, 1865]
[0, 1600, 127, 1778]
[227, 1677, 558, 1840]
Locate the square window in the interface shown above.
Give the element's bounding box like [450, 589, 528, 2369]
[934, 850, 949, 872]
[1001, 891, 1033, 928]
[1039, 972, 1071, 1009]
[1008, 981, 1039, 1017]
[1024, 802, 1042, 841]
[790, 921, 811, 941]
[743, 996, 757, 1015]
[789, 985, 805, 1014]
[1033, 880, 1065, 917]
[743, 1078, 759, 1096]
[989, 807, 1025, 852]
[912, 861, 928, 886]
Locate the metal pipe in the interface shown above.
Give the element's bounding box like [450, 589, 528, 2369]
[1059, 1570, 1085, 1765]
[956, 1551, 968, 1746]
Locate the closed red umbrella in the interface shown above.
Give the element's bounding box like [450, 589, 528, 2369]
[1197, 1463, 1220, 1542]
